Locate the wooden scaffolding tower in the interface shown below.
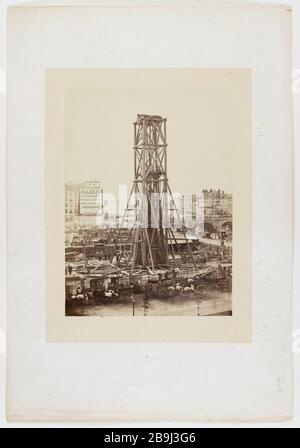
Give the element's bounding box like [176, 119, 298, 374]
[114, 114, 196, 272]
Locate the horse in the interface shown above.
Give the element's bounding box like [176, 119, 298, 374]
[175, 283, 182, 293]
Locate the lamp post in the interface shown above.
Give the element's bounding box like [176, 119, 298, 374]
[131, 294, 135, 316]
[144, 295, 150, 316]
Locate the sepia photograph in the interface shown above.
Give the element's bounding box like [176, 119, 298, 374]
[63, 70, 235, 317]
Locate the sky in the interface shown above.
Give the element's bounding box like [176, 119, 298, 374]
[65, 70, 236, 197]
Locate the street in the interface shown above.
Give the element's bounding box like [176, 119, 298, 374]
[66, 288, 232, 317]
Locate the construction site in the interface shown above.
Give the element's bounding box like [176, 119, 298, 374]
[65, 115, 232, 317]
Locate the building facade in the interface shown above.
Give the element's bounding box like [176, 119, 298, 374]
[177, 190, 232, 235]
[79, 180, 103, 215]
[202, 189, 232, 217]
[65, 183, 80, 223]
[202, 189, 232, 234]
[65, 180, 103, 227]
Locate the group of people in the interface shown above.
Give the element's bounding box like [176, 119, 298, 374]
[66, 264, 73, 276]
[167, 282, 200, 295]
[71, 286, 88, 302]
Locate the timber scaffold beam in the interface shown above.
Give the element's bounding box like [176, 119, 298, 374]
[114, 114, 196, 273]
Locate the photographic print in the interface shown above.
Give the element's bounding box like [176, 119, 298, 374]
[63, 70, 234, 317]
[46, 68, 252, 342]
